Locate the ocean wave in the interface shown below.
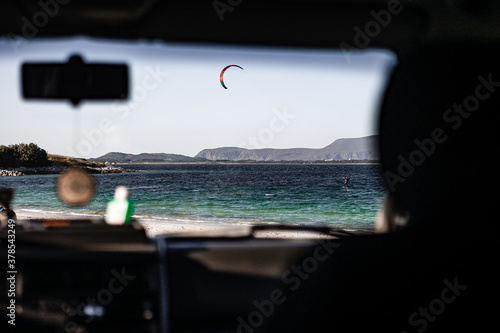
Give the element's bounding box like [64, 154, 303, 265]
[16, 207, 102, 219]
[132, 213, 268, 226]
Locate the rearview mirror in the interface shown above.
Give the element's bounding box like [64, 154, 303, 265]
[22, 55, 129, 106]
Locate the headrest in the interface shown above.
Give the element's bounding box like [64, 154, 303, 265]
[379, 44, 500, 227]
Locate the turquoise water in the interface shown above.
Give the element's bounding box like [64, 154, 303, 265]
[2, 164, 386, 229]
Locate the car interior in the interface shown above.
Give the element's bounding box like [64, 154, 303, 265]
[1, 0, 499, 332]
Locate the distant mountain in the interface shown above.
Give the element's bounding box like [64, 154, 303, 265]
[195, 136, 379, 161]
[90, 136, 379, 163]
[90, 152, 199, 163]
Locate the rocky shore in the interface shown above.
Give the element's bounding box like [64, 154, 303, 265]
[1, 165, 138, 176]
[0, 169, 25, 176]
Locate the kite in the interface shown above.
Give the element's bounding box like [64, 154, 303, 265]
[220, 64, 243, 89]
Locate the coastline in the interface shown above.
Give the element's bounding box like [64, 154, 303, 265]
[0, 165, 138, 176]
[112, 160, 381, 166]
[14, 209, 351, 239]
[2, 161, 380, 176]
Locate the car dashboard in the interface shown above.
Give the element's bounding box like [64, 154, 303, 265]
[3, 219, 356, 333]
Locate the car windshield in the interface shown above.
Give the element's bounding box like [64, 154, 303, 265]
[0, 37, 397, 233]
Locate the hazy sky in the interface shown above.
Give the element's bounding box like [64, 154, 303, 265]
[0, 37, 396, 158]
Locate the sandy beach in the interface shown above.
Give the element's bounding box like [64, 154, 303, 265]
[14, 209, 348, 239]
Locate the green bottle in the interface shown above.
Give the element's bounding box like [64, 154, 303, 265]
[105, 186, 134, 225]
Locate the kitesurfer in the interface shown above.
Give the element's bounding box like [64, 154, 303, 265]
[342, 177, 349, 187]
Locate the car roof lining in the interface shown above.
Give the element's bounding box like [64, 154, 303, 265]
[1, 0, 496, 52]
[2, 1, 500, 55]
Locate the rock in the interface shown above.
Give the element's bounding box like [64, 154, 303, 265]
[0, 169, 26, 176]
[0, 166, 137, 176]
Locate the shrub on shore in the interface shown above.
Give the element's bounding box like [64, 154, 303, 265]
[0, 143, 49, 168]
[0, 143, 105, 168]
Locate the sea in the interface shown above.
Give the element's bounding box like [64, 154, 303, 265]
[3, 164, 387, 230]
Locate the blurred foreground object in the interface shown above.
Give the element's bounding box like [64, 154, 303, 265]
[105, 186, 134, 225]
[0, 187, 14, 208]
[0, 207, 17, 229]
[0, 188, 16, 229]
[56, 167, 96, 206]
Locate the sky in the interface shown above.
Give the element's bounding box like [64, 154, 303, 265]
[0, 37, 397, 158]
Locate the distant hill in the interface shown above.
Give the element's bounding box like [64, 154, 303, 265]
[48, 154, 105, 167]
[195, 136, 379, 161]
[90, 136, 379, 163]
[90, 152, 199, 163]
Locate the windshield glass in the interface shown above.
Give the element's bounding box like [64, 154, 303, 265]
[0, 37, 396, 231]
